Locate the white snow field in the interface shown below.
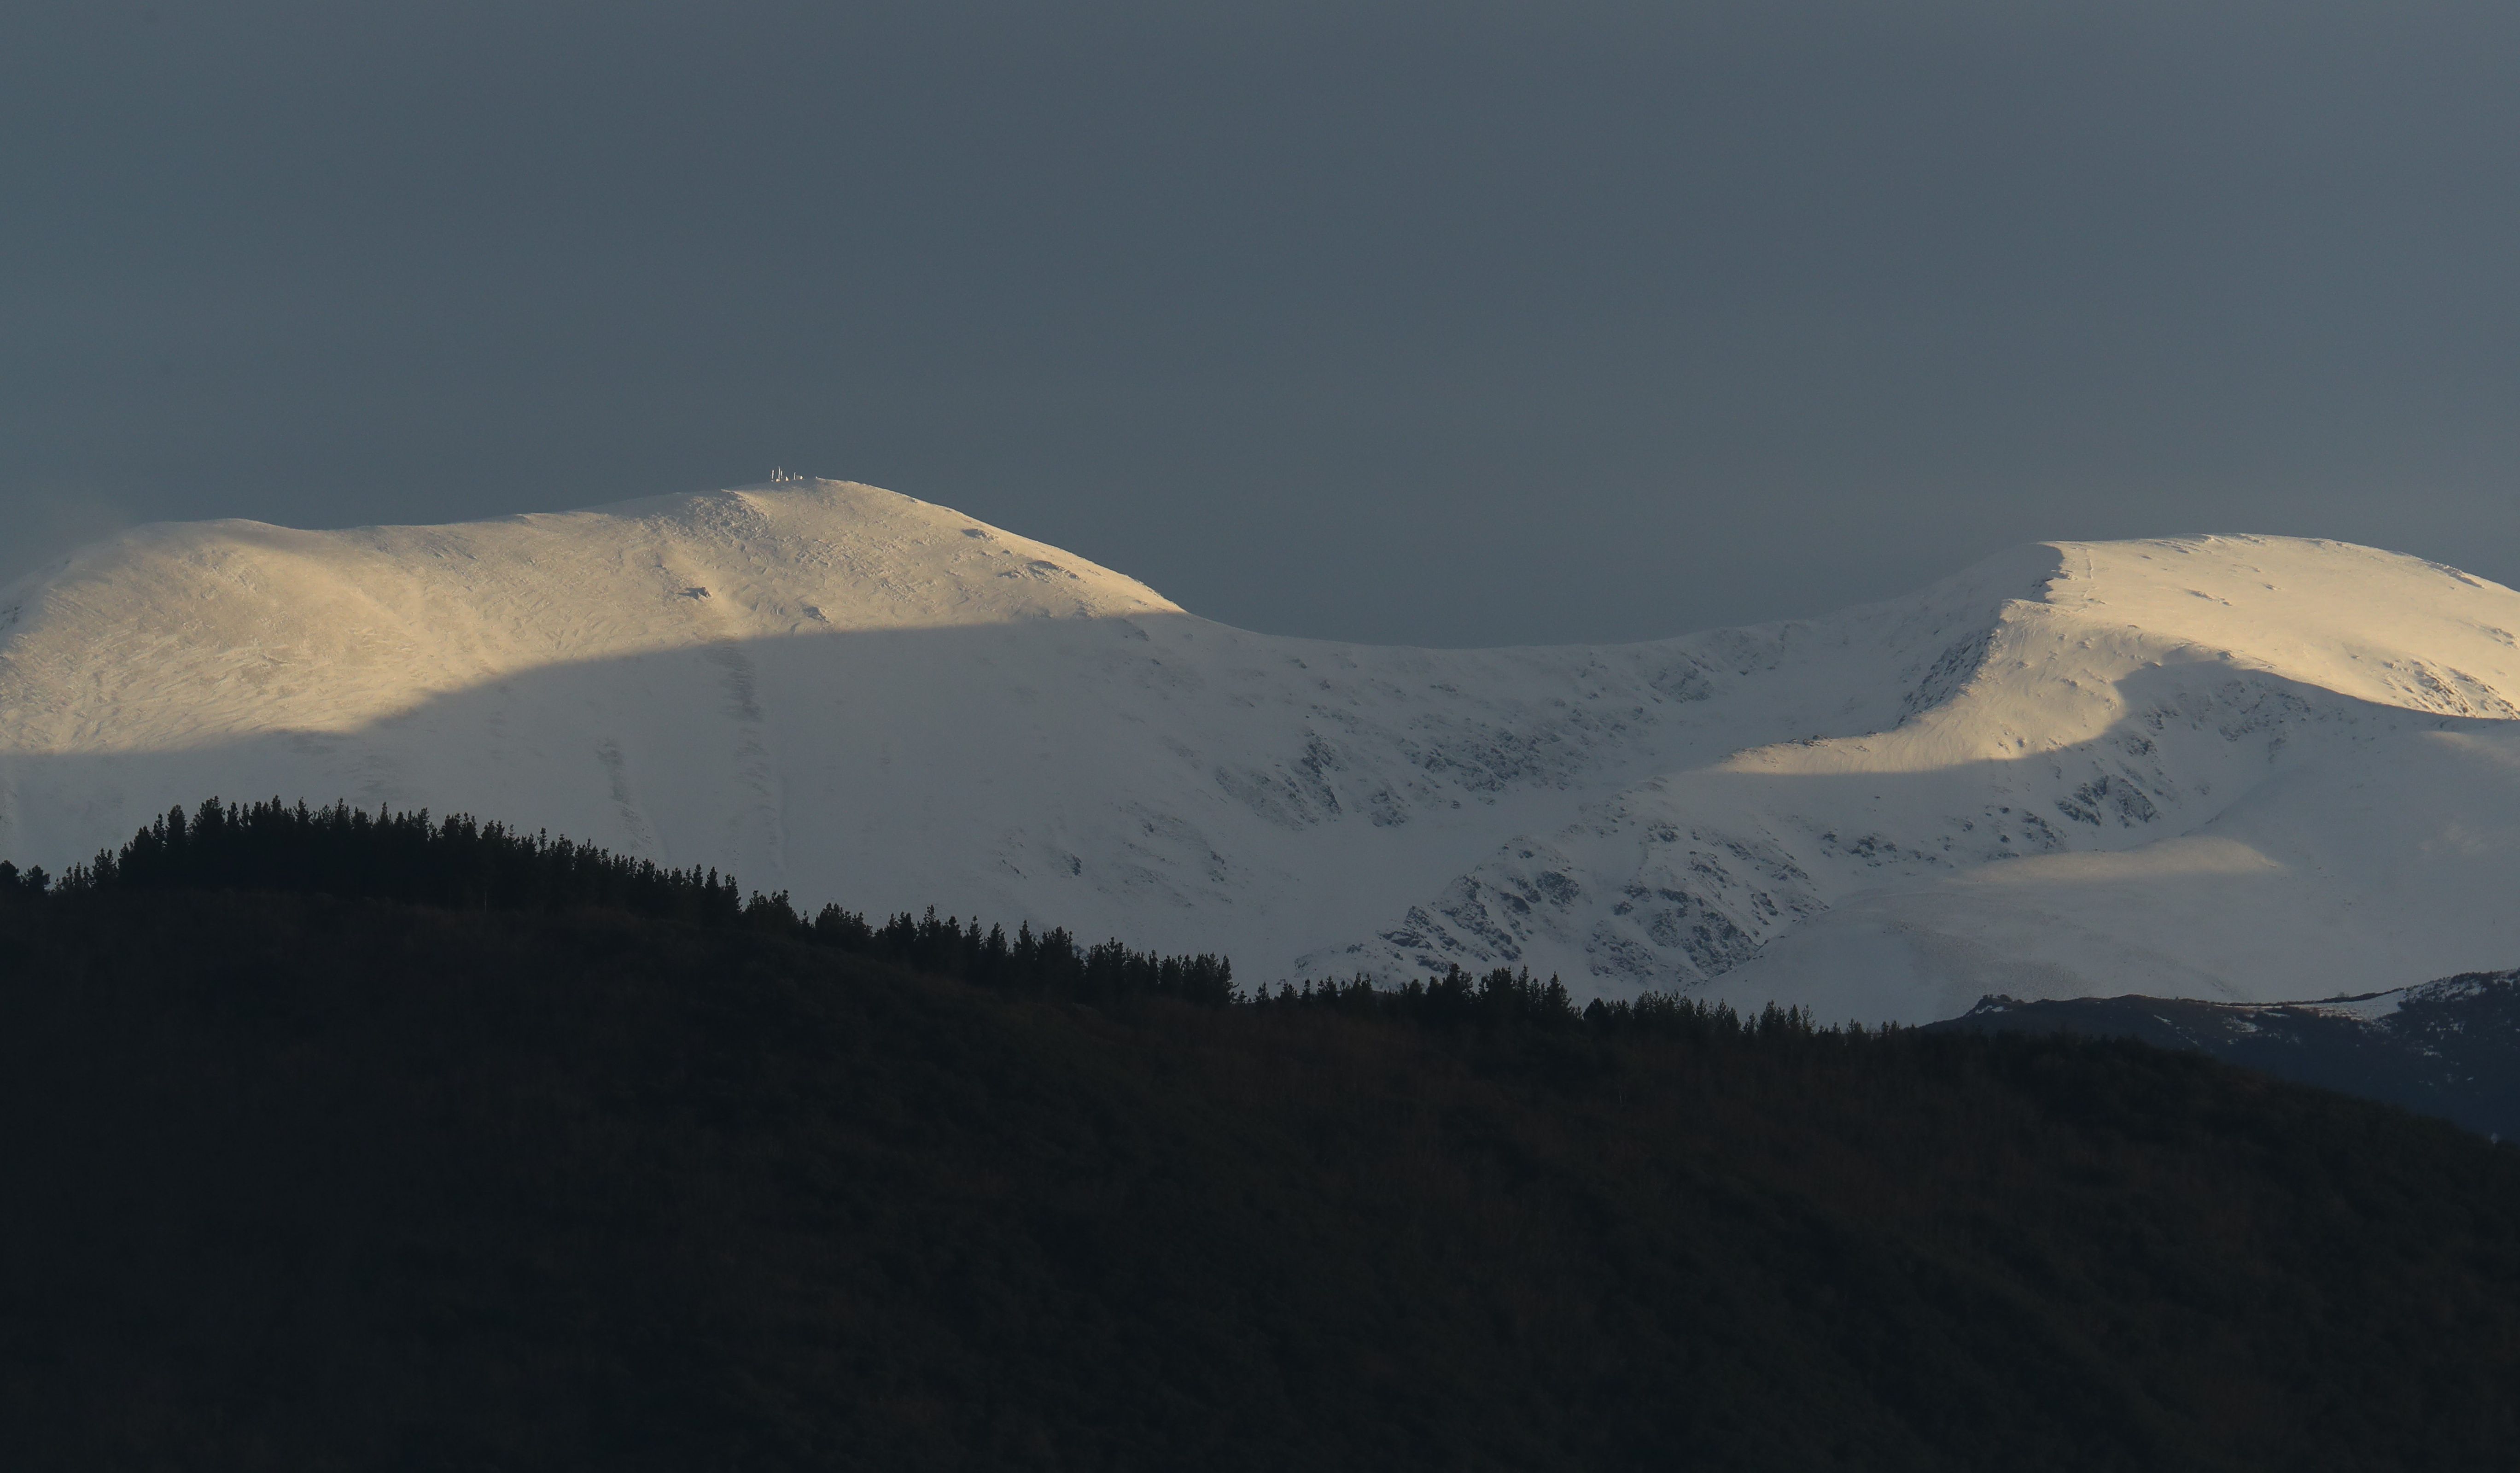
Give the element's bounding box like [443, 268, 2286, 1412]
[6, 479, 2520, 1021]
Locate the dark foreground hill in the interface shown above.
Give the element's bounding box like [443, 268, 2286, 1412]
[4, 887, 2520, 1471]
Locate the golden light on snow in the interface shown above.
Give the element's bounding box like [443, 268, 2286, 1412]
[7, 486, 2520, 1022]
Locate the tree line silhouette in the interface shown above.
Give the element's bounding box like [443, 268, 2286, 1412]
[11, 798, 1234, 1007]
[1252, 964, 1831, 1040]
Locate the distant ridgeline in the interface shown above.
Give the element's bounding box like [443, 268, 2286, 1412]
[0, 797, 1836, 1038]
[1933, 981, 2520, 1142]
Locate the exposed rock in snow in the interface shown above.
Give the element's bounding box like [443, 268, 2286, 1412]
[6, 479, 2519, 1020]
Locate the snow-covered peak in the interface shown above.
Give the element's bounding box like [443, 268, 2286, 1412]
[0, 481, 1175, 754]
[2043, 536, 2520, 715]
[1728, 535, 2520, 779]
[5, 492, 2518, 1021]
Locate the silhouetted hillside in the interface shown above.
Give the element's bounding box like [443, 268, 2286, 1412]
[4, 871, 2519, 1470]
[8, 796, 1234, 1006]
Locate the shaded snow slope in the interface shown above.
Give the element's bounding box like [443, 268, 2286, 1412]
[6, 480, 2519, 1020]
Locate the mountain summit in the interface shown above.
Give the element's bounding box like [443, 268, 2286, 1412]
[6, 481, 2518, 1019]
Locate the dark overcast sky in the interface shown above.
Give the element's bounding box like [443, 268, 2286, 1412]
[5, 1, 2515, 645]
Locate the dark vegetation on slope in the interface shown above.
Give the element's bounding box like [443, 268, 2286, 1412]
[6, 796, 1237, 1006]
[3, 808, 2520, 1471]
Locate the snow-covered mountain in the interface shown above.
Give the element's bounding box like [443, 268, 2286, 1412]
[6, 479, 2519, 1021]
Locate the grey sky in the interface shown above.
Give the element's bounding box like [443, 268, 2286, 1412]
[5, 1, 2514, 646]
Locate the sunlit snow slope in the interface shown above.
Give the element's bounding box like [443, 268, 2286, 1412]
[6, 479, 2519, 1021]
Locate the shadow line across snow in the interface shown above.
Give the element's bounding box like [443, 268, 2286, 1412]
[6, 610, 2519, 1020]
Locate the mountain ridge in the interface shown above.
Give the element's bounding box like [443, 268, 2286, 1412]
[6, 480, 2518, 1020]
[1933, 968, 2520, 1140]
